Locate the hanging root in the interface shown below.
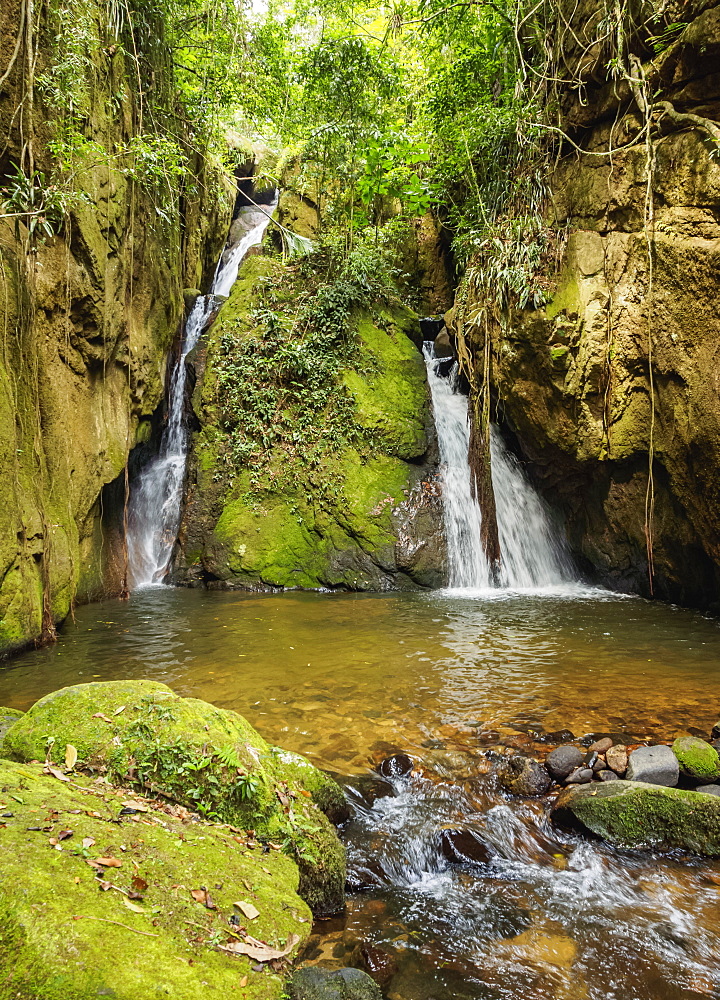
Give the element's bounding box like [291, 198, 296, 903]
[468, 385, 501, 578]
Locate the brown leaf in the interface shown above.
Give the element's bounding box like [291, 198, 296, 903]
[218, 933, 300, 962]
[44, 765, 70, 783]
[92, 713, 112, 723]
[127, 891, 144, 900]
[98, 880, 112, 891]
[132, 876, 148, 893]
[57, 829, 73, 841]
[240, 976, 248, 988]
[83, 837, 96, 850]
[94, 857, 123, 868]
[234, 901, 260, 921]
[190, 888, 217, 909]
[121, 800, 149, 813]
[299, 789, 312, 798]
[65, 745, 78, 771]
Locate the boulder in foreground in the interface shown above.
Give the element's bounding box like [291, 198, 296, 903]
[551, 779, 720, 855]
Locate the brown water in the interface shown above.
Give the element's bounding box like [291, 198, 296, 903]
[2, 585, 720, 999]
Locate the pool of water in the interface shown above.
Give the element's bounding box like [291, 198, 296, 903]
[1, 585, 720, 999]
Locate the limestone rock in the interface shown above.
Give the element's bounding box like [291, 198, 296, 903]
[671, 736, 720, 783]
[551, 780, 720, 855]
[626, 745, 679, 787]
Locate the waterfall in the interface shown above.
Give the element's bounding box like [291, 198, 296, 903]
[126, 197, 277, 588]
[424, 345, 572, 590]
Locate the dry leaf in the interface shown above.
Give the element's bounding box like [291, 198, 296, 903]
[113, 705, 126, 716]
[123, 898, 145, 913]
[261, 867, 272, 875]
[132, 876, 149, 893]
[219, 933, 300, 962]
[57, 829, 73, 841]
[121, 800, 149, 813]
[240, 976, 248, 987]
[98, 880, 112, 891]
[44, 765, 70, 783]
[299, 789, 312, 798]
[65, 745, 78, 770]
[94, 857, 123, 868]
[92, 713, 112, 723]
[234, 901, 260, 921]
[190, 888, 216, 909]
[83, 837, 95, 850]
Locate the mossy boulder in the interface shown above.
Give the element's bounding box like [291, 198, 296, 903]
[0, 758, 310, 1000]
[551, 779, 720, 855]
[671, 736, 720, 783]
[2, 680, 346, 916]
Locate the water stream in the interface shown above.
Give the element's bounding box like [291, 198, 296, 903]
[126, 197, 277, 587]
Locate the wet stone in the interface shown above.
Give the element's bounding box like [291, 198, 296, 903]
[626, 745, 679, 787]
[711, 721, 720, 740]
[536, 729, 576, 744]
[360, 943, 398, 985]
[497, 756, 551, 796]
[545, 746, 584, 781]
[597, 769, 620, 781]
[439, 828, 492, 865]
[589, 737, 614, 754]
[377, 754, 414, 778]
[289, 967, 383, 1000]
[565, 767, 594, 784]
[606, 745, 628, 775]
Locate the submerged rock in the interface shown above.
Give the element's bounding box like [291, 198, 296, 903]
[551, 780, 720, 855]
[671, 736, 720, 783]
[360, 943, 398, 985]
[0, 758, 310, 999]
[2, 680, 347, 916]
[545, 746, 584, 781]
[497, 756, 551, 796]
[377, 753, 414, 778]
[626, 745, 679, 786]
[289, 967, 383, 1000]
[439, 828, 492, 865]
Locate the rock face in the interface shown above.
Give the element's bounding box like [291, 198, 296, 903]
[452, 0, 720, 606]
[0, 0, 232, 654]
[175, 254, 446, 591]
[626, 745, 679, 786]
[2, 680, 347, 916]
[552, 780, 720, 855]
[0, 758, 310, 1000]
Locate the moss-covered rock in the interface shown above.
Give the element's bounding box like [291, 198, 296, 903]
[671, 736, 720, 783]
[551, 779, 720, 854]
[0, 757, 310, 1000]
[2, 681, 347, 916]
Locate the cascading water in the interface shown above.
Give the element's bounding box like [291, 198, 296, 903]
[126, 196, 277, 587]
[423, 345, 572, 590]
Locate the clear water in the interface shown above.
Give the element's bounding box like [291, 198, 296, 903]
[126, 198, 277, 587]
[2, 588, 720, 999]
[424, 350, 571, 589]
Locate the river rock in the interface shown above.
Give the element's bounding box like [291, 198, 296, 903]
[626, 745, 679, 786]
[605, 744, 628, 775]
[0, 706, 23, 741]
[377, 753, 414, 778]
[289, 967, 383, 1000]
[497, 756, 551, 796]
[545, 746, 584, 781]
[0, 758, 311, 999]
[711, 722, 720, 740]
[698, 785, 720, 796]
[551, 779, 720, 854]
[440, 828, 492, 865]
[589, 737, 613, 753]
[671, 736, 720, 783]
[360, 943, 398, 985]
[1, 680, 347, 916]
[565, 767, 594, 784]
[597, 769, 619, 781]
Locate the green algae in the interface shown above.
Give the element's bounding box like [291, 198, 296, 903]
[2, 681, 346, 915]
[671, 736, 720, 782]
[552, 779, 720, 855]
[0, 759, 309, 1000]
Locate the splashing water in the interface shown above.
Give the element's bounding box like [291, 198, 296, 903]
[127, 197, 277, 587]
[423, 346, 573, 590]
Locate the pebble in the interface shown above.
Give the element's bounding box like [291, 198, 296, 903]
[597, 769, 620, 781]
[565, 767, 593, 784]
[605, 745, 628, 774]
[545, 746, 584, 781]
[589, 737, 613, 753]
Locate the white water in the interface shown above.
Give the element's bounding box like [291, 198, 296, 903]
[424, 346, 573, 590]
[127, 199, 277, 587]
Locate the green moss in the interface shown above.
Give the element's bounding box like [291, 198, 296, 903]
[553, 780, 720, 855]
[2, 681, 346, 915]
[671, 736, 720, 782]
[545, 274, 580, 319]
[0, 759, 309, 1000]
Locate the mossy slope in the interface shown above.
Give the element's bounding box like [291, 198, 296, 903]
[0, 758, 309, 1000]
[2, 681, 346, 916]
[552, 779, 720, 855]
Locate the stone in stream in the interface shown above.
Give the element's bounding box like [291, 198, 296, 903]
[545, 745, 584, 781]
[565, 767, 594, 785]
[671, 736, 720, 783]
[0, 706, 23, 741]
[360, 943, 398, 985]
[289, 967, 383, 1000]
[626, 745, 679, 786]
[605, 744, 628, 775]
[551, 780, 720, 855]
[589, 737, 614, 753]
[497, 755, 551, 796]
[711, 721, 720, 740]
[597, 769, 619, 781]
[439, 828, 492, 865]
[377, 753, 414, 778]
[1, 680, 347, 916]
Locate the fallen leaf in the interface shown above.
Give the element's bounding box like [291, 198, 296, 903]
[92, 713, 112, 723]
[113, 705, 126, 716]
[299, 789, 312, 798]
[98, 880, 112, 891]
[123, 898, 145, 913]
[240, 976, 248, 987]
[44, 766, 70, 783]
[190, 888, 217, 909]
[219, 933, 300, 962]
[94, 857, 123, 868]
[234, 901, 260, 921]
[82, 837, 96, 850]
[127, 891, 144, 900]
[261, 867, 272, 875]
[132, 876, 148, 893]
[121, 800, 149, 813]
[65, 745, 78, 770]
